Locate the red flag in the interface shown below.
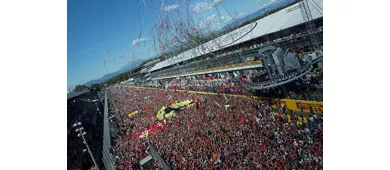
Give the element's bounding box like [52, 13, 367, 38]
[212, 153, 219, 160]
[258, 144, 266, 151]
[239, 114, 245, 123]
[143, 106, 150, 112]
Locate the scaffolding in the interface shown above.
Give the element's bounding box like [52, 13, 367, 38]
[300, 0, 321, 50]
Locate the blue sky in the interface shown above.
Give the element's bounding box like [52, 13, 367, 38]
[67, 0, 280, 89]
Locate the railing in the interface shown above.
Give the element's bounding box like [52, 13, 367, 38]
[146, 140, 170, 170]
[102, 87, 115, 170]
[153, 59, 262, 80]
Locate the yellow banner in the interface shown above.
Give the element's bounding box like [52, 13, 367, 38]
[128, 110, 139, 117]
[155, 100, 196, 120]
[278, 99, 323, 113]
[129, 86, 323, 113]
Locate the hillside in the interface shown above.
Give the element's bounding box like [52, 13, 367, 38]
[84, 59, 143, 87]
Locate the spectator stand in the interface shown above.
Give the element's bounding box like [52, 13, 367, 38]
[107, 86, 323, 169]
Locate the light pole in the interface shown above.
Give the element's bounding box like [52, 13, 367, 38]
[73, 122, 100, 170]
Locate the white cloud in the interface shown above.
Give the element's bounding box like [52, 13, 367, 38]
[221, 15, 233, 22]
[132, 38, 149, 46]
[206, 14, 217, 21]
[161, 4, 180, 12]
[193, 2, 211, 13]
[211, 0, 225, 7]
[239, 12, 245, 17]
[258, 0, 279, 8]
[193, 0, 225, 13]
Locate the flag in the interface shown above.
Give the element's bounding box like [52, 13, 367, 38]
[143, 106, 150, 112]
[222, 93, 227, 100]
[296, 117, 303, 126]
[303, 117, 308, 124]
[128, 110, 139, 117]
[239, 114, 245, 123]
[213, 101, 223, 109]
[206, 129, 212, 137]
[212, 153, 219, 160]
[194, 96, 200, 101]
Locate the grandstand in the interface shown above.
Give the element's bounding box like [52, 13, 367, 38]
[131, 0, 324, 102]
[146, 0, 323, 91]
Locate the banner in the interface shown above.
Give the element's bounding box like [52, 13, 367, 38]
[213, 101, 223, 109]
[280, 99, 323, 113]
[143, 106, 150, 112]
[128, 86, 323, 113]
[133, 121, 168, 139]
[156, 100, 197, 120]
[128, 110, 139, 117]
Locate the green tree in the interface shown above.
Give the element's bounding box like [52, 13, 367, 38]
[74, 85, 89, 92]
[90, 83, 101, 91]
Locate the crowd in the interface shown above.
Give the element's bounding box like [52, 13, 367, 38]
[151, 64, 322, 102]
[107, 86, 323, 169]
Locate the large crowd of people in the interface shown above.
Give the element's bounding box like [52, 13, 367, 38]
[150, 64, 323, 102]
[107, 86, 323, 169]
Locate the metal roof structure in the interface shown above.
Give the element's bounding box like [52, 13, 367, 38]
[153, 63, 263, 80]
[143, 59, 161, 67]
[149, 0, 323, 72]
[67, 89, 90, 100]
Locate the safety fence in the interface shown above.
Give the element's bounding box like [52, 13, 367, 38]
[102, 87, 115, 170]
[146, 140, 170, 170]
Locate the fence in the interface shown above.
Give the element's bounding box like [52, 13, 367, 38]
[102, 87, 115, 170]
[146, 140, 170, 170]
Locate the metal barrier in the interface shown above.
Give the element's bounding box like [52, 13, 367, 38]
[102, 87, 115, 170]
[100, 86, 170, 169]
[146, 140, 170, 170]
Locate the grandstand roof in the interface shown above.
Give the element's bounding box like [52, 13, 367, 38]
[153, 62, 263, 80]
[149, 0, 323, 72]
[143, 59, 160, 67]
[67, 89, 90, 100]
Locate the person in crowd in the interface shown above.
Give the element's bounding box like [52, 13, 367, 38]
[309, 105, 314, 114]
[298, 102, 304, 112]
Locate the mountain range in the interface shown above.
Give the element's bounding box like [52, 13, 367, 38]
[219, 0, 295, 33]
[83, 59, 144, 87]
